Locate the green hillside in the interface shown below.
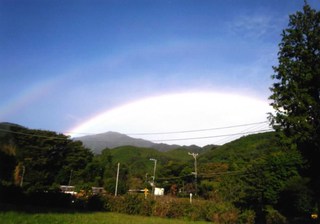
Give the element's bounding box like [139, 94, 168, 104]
[163, 147, 193, 161]
[109, 146, 169, 177]
[1, 123, 311, 223]
[110, 146, 167, 164]
[199, 132, 279, 166]
[108, 145, 202, 181]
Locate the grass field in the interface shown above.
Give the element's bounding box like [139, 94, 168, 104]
[0, 211, 209, 224]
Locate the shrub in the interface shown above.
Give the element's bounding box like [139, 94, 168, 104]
[0, 184, 25, 204]
[139, 198, 154, 216]
[152, 197, 172, 217]
[204, 201, 239, 223]
[165, 198, 190, 219]
[150, 196, 240, 223]
[105, 194, 125, 213]
[87, 195, 105, 211]
[123, 194, 143, 215]
[238, 210, 256, 224]
[265, 206, 287, 224]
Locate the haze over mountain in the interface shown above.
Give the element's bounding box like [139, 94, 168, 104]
[74, 131, 202, 153]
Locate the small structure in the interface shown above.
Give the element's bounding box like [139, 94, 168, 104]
[92, 187, 105, 195]
[60, 185, 77, 195]
[154, 187, 164, 196]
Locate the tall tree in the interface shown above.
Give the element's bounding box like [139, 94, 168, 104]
[269, 2, 320, 209]
[0, 144, 17, 185]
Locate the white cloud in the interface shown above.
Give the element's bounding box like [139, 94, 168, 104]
[228, 14, 281, 40]
[68, 91, 273, 146]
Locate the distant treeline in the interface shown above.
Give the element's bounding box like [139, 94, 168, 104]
[0, 122, 317, 223]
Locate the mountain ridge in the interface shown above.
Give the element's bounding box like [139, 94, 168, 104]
[74, 131, 186, 153]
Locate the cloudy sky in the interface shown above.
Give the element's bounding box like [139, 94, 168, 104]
[1, 0, 319, 146]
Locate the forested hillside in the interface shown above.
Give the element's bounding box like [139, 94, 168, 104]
[0, 122, 94, 191]
[1, 122, 314, 222]
[74, 131, 199, 153]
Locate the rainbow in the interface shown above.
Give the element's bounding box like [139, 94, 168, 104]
[67, 91, 273, 146]
[0, 76, 64, 121]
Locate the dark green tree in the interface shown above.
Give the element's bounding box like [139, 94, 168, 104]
[3, 124, 94, 192]
[269, 2, 320, 208]
[80, 148, 113, 187]
[241, 150, 302, 222]
[0, 144, 17, 185]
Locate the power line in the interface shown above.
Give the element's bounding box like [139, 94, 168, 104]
[214, 122, 270, 145]
[62, 121, 269, 136]
[126, 121, 269, 136]
[0, 122, 273, 143]
[0, 128, 68, 140]
[157, 174, 194, 181]
[62, 128, 273, 143]
[150, 129, 273, 142]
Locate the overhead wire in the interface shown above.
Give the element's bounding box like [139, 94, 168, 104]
[0, 124, 293, 184]
[61, 121, 269, 136]
[125, 121, 269, 136]
[0, 128, 69, 140]
[213, 122, 271, 145]
[68, 121, 272, 143]
[0, 121, 273, 143]
[150, 129, 273, 142]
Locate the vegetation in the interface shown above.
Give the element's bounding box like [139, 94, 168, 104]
[0, 122, 93, 192]
[0, 121, 314, 223]
[269, 1, 320, 214]
[1, 4, 319, 223]
[0, 211, 209, 224]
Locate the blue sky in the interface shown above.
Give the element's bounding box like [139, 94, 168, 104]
[1, 0, 319, 143]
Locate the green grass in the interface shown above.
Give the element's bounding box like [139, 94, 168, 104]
[0, 211, 209, 224]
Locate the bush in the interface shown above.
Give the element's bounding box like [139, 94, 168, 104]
[238, 210, 255, 224]
[27, 192, 73, 208]
[1, 186, 254, 223]
[204, 201, 239, 223]
[152, 196, 172, 217]
[165, 198, 190, 219]
[265, 206, 287, 224]
[87, 195, 105, 211]
[128, 194, 154, 216]
[150, 196, 240, 223]
[0, 184, 25, 204]
[123, 194, 143, 215]
[140, 197, 154, 216]
[105, 194, 125, 213]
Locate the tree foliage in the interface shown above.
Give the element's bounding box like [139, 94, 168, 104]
[0, 144, 17, 185]
[0, 123, 93, 192]
[269, 2, 320, 205]
[0, 122, 311, 221]
[242, 150, 302, 207]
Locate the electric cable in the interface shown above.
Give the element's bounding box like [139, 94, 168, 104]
[126, 121, 269, 136]
[0, 121, 273, 143]
[150, 129, 273, 142]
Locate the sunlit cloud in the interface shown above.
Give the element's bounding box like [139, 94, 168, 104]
[68, 91, 273, 146]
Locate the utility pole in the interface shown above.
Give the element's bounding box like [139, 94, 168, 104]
[149, 158, 157, 195]
[188, 152, 198, 195]
[115, 162, 120, 196]
[68, 170, 73, 186]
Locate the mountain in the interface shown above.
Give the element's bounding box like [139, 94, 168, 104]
[198, 131, 278, 166]
[74, 131, 182, 153]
